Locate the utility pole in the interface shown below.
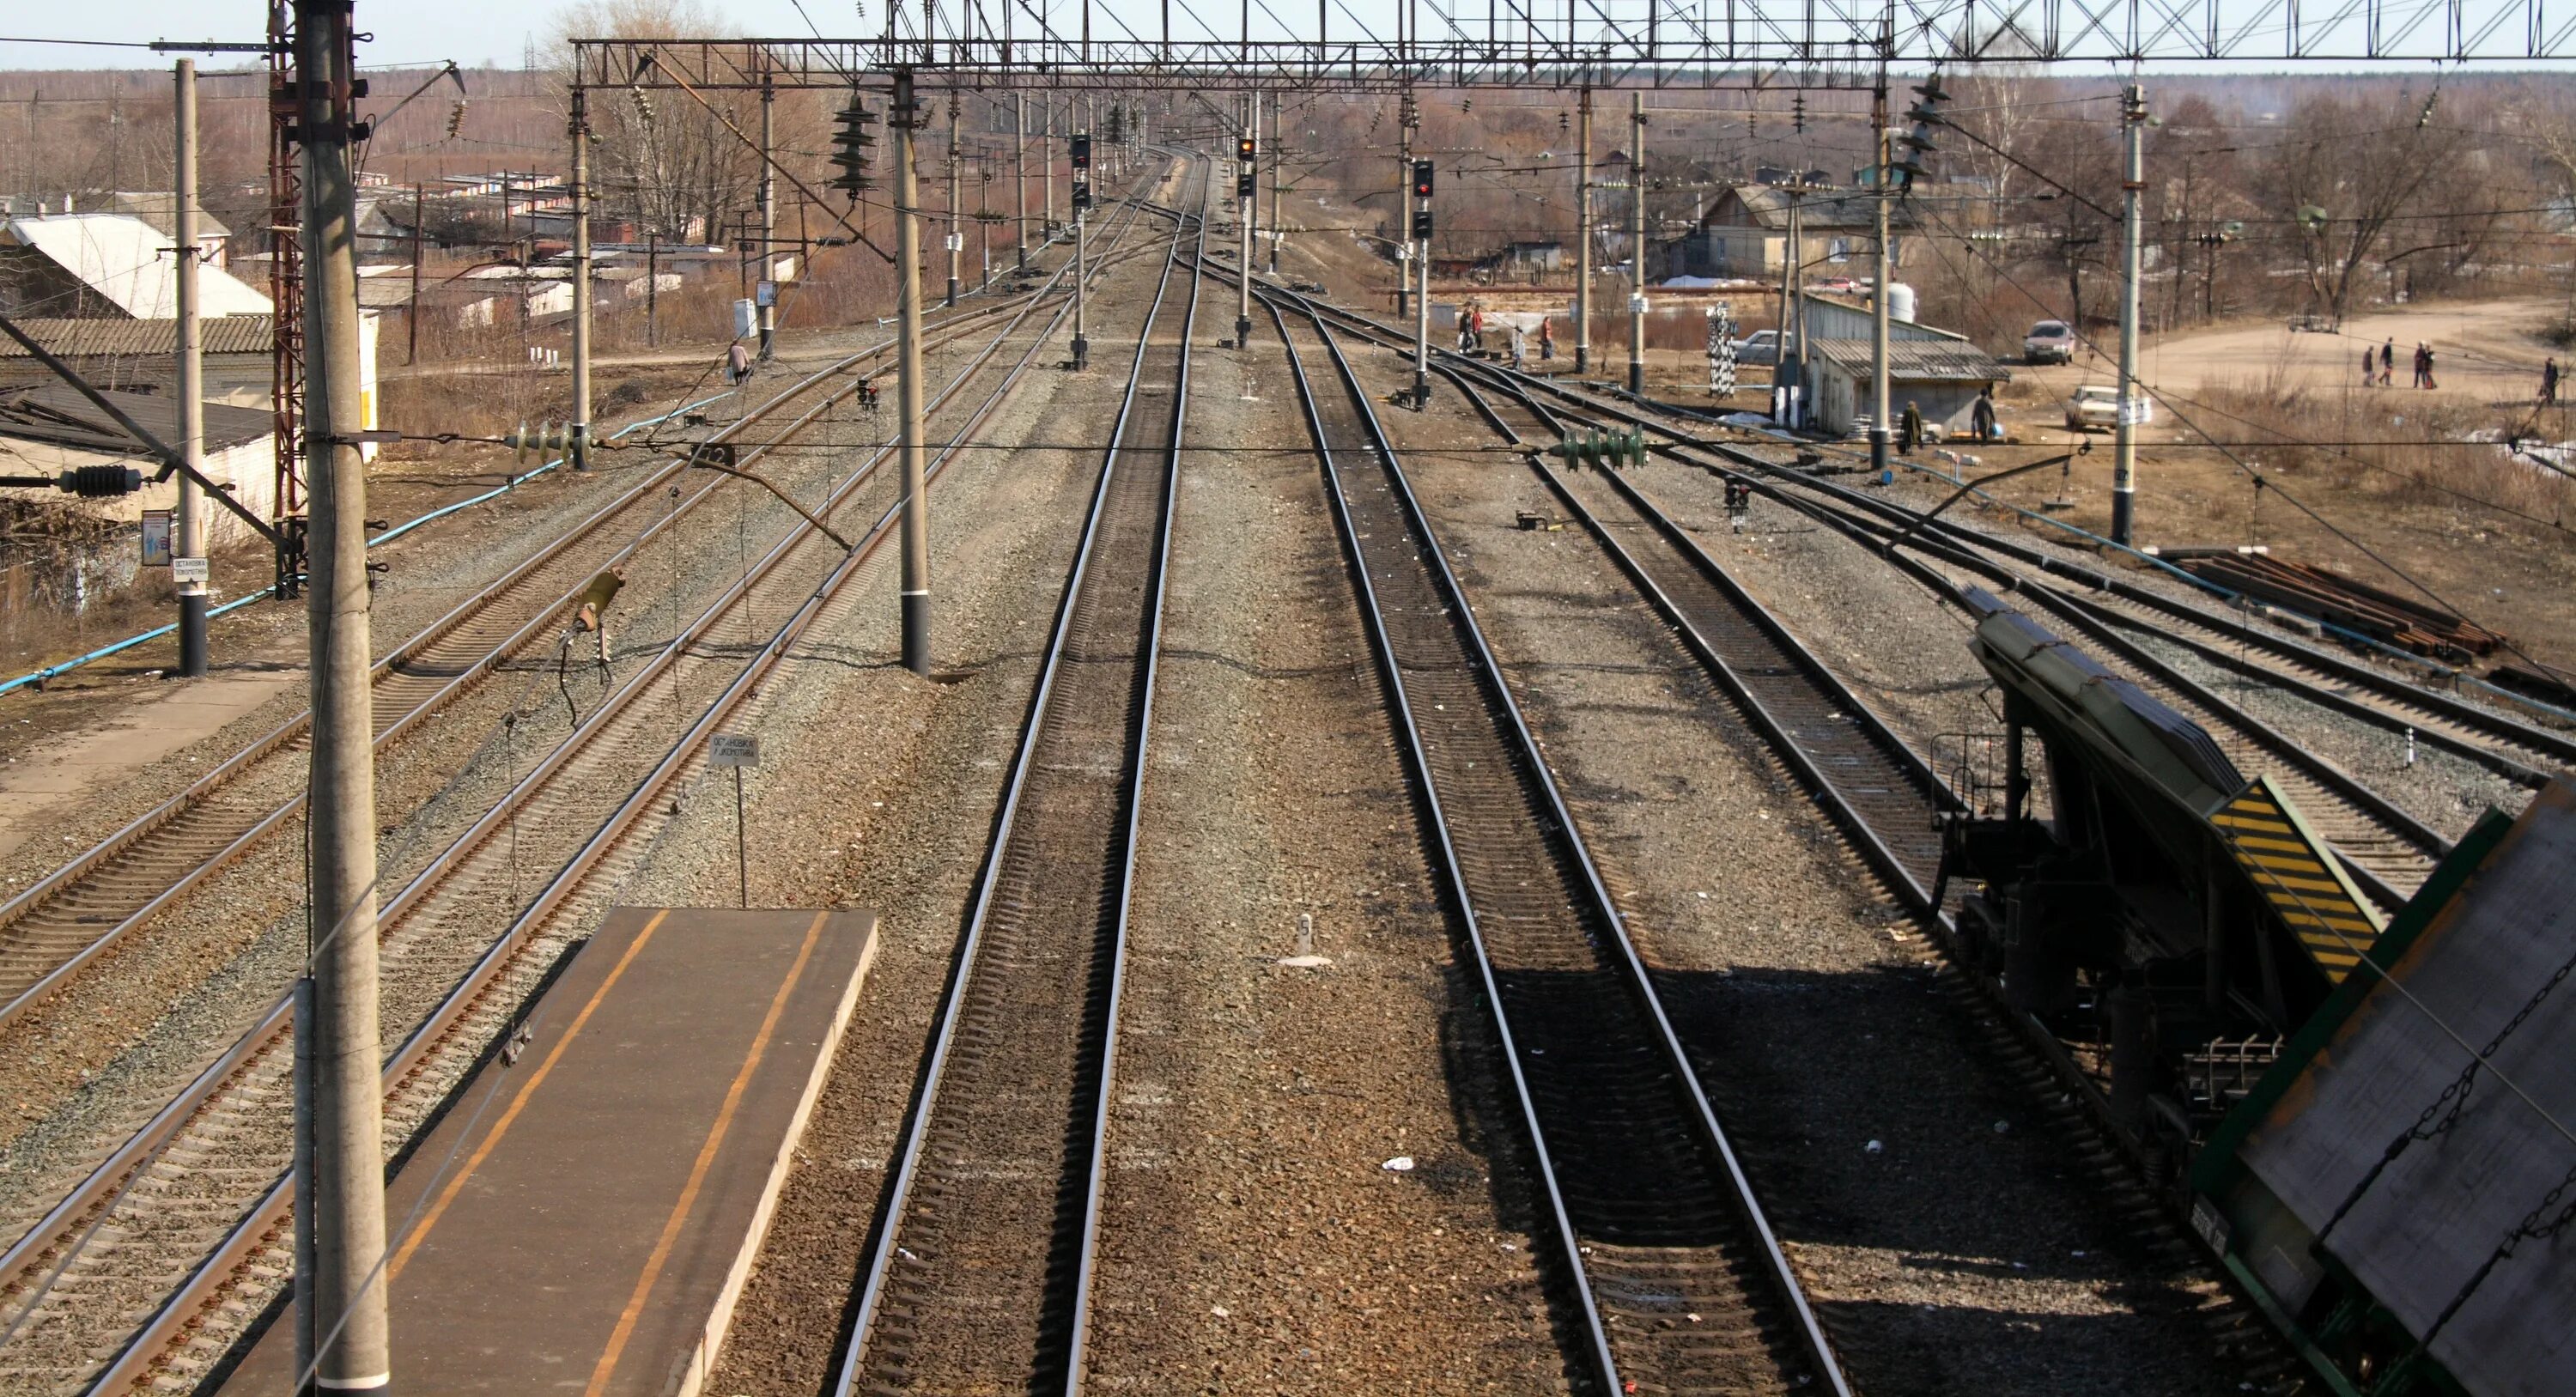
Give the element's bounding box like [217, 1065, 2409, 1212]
[569, 85, 592, 470]
[1015, 93, 1029, 269]
[895, 70, 930, 677]
[173, 58, 206, 679]
[1779, 187, 1804, 424]
[1042, 95, 1056, 237]
[647, 230, 659, 346]
[2111, 82, 2147, 546]
[1626, 89, 1646, 396]
[404, 184, 422, 367]
[1413, 154, 1431, 407]
[1267, 91, 1282, 276]
[945, 92, 962, 307]
[1575, 85, 1592, 374]
[1869, 80, 1892, 478]
[757, 67, 777, 359]
[292, 0, 390, 1389]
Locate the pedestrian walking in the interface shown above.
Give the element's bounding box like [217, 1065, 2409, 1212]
[1971, 386, 1997, 443]
[2380, 338, 2395, 386]
[1510, 322, 1526, 370]
[1899, 400, 1923, 456]
[1539, 317, 1556, 361]
[2421, 344, 2438, 390]
[2363, 346, 2376, 386]
[2543, 356, 2560, 407]
[2410, 343, 2428, 389]
[727, 339, 753, 386]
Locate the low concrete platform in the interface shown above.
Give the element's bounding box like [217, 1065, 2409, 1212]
[220, 906, 875, 1396]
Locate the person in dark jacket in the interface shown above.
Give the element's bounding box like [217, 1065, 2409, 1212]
[1971, 387, 1997, 443]
[2543, 357, 2560, 407]
[1898, 400, 1924, 455]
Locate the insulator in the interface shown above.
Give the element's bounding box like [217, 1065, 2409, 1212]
[58, 465, 139, 497]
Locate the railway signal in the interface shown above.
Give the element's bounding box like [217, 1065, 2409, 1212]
[1411, 158, 1434, 197]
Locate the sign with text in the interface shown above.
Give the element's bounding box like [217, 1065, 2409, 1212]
[708, 732, 761, 768]
[141, 510, 173, 567]
[171, 557, 210, 585]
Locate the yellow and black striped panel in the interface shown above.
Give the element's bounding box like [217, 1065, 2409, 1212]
[2209, 776, 2387, 982]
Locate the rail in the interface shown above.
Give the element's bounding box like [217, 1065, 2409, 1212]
[831, 157, 1205, 1397]
[1264, 286, 1850, 1397]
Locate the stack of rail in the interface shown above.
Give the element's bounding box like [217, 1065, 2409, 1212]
[2166, 550, 2509, 662]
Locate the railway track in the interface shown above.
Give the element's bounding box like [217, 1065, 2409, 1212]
[0, 167, 1186, 1397]
[1261, 289, 1849, 1397]
[1454, 338, 2569, 783]
[1265, 287, 2326, 1394]
[1271, 295, 2452, 909]
[0, 227, 1170, 1040]
[830, 165, 1204, 1397]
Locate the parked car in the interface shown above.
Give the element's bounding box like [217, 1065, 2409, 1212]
[2023, 319, 2076, 364]
[2063, 383, 2148, 432]
[1731, 329, 1782, 365]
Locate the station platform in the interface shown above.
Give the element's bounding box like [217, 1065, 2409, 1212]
[220, 906, 875, 1396]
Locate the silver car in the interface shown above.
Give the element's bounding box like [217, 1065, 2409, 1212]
[1731, 329, 1782, 366]
[2024, 319, 2076, 364]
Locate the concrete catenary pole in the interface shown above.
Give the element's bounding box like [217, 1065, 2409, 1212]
[1781, 190, 1804, 423]
[945, 91, 963, 307]
[1575, 85, 1592, 374]
[1015, 93, 1029, 268]
[570, 85, 593, 469]
[758, 67, 777, 359]
[1267, 91, 1282, 275]
[292, 0, 391, 1388]
[173, 58, 207, 678]
[1626, 89, 1645, 396]
[1413, 172, 1431, 406]
[1043, 95, 1057, 235]
[2112, 82, 2147, 545]
[896, 70, 931, 676]
[1869, 82, 1893, 477]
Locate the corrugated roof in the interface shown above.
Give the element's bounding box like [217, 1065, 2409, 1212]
[0, 381, 271, 455]
[103, 192, 234, 241]
[1807, 337, 2011, 382]
[1701, 184, 1911, 233]
[0, 316, 272, 359]
[2, 214, 272, 319]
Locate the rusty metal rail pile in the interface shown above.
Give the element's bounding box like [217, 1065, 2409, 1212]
[830, 165, 1204, 1396]
[0, 163, 1182, 1397]
[1259, 287, 1850, 1397]
[2161, 550, 2511, 662]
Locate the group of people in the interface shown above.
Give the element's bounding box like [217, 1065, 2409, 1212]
[2360, 338, 2439, 389]
[1454, 304, 1560, 371]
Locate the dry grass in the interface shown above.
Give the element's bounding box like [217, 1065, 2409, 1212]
[2187, 367, 2576, 534]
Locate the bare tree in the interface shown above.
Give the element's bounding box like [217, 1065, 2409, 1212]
[2266, 89, 2468, 322]
[550, 0, 758, 246]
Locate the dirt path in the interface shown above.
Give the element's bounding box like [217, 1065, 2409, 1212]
[2014, 295, 2562, 404]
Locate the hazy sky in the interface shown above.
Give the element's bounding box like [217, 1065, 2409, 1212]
[0, 3, 826, 71]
